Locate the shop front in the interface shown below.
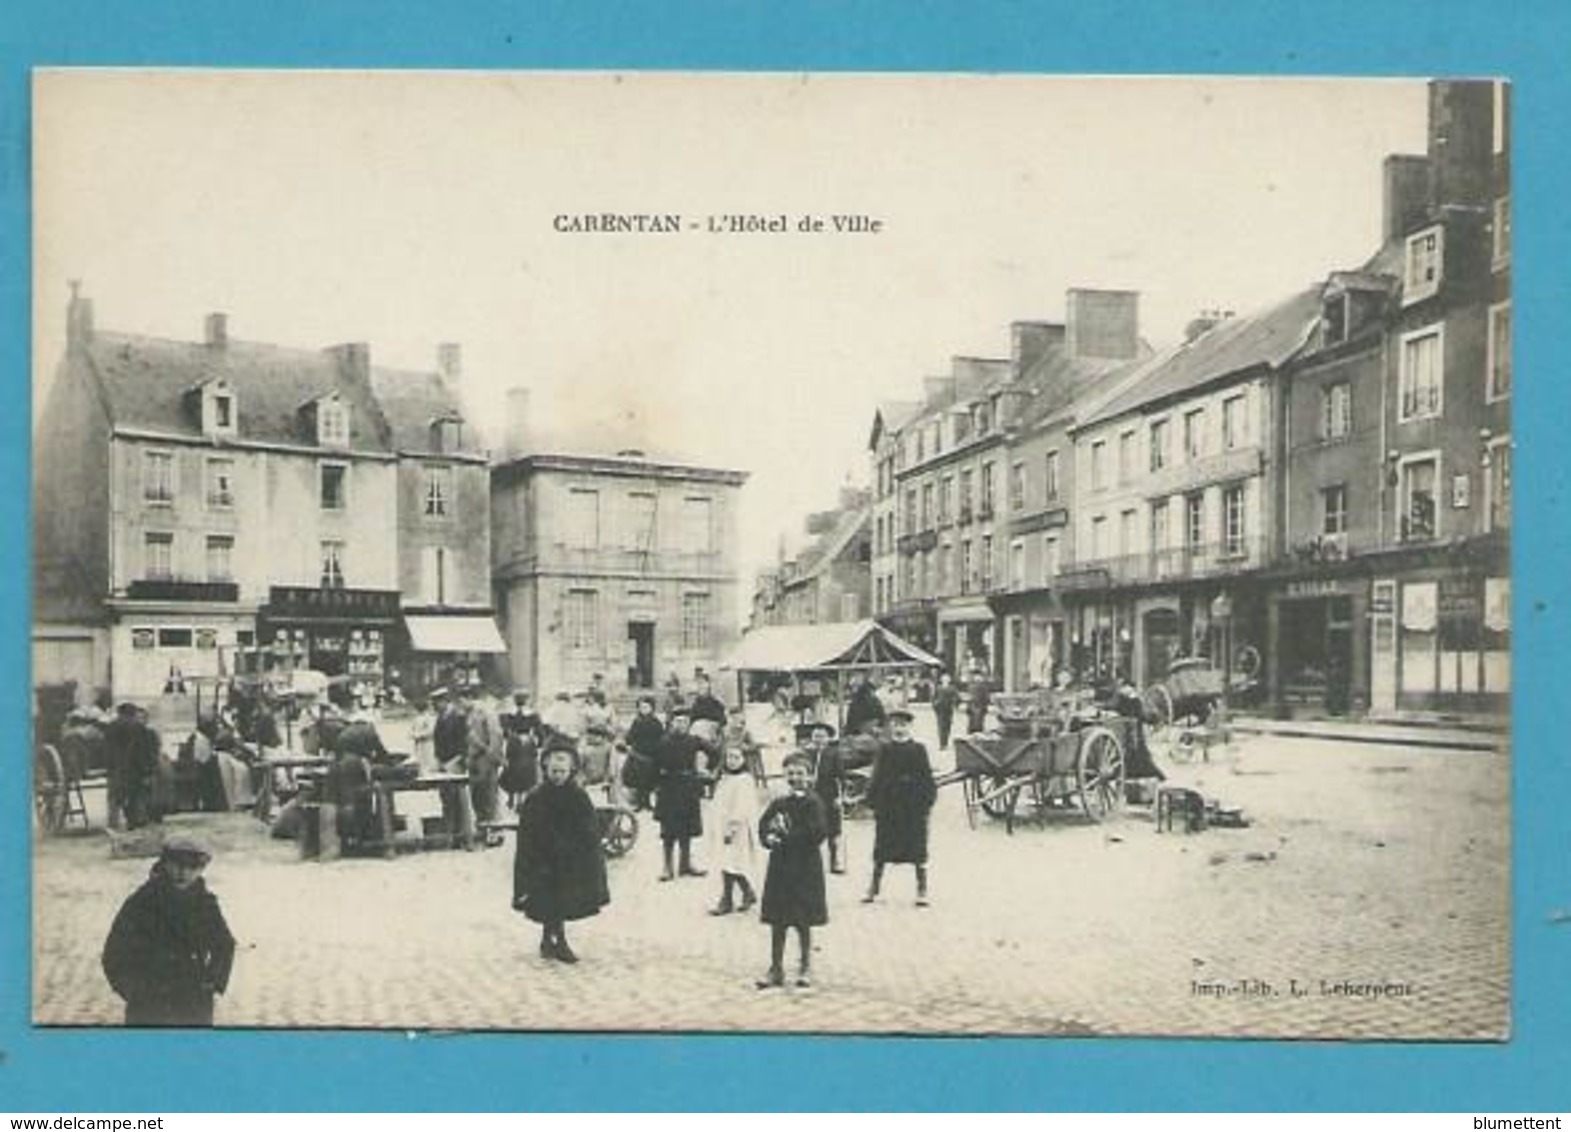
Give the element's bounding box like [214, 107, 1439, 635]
[397, 608, 509, 698]
[107, 583, 257, 701]
[1370, 569, 1509, 716]
[989, 589, 1067, 692]
[938, 600, 996, 681]
[1266, 575, 1370, 717]
[258, 585, 400, 697]
[878, 602, 939, 661]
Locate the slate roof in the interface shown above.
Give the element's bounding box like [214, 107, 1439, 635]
[79, 330, 471, 455]
[785, 504, 869, 586]
[1077, 287, 1323, 429]
[1016, 344, 1148, 430]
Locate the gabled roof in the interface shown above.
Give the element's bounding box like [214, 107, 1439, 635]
[82, 332, 393, 451]
[1016, 343, 1149, 431]
[784, 505, 869, 586]
[369, 365, 481, 456]
[1077, 288, 1323, 429]
[868, 399, 922, 449]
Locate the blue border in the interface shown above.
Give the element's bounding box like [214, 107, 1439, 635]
[4, 0, 1568, 1113]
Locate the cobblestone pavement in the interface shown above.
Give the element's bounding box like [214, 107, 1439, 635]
[32, 717, 1509, 1040]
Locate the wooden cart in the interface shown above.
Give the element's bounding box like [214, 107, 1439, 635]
[950, 713, 1132, 834]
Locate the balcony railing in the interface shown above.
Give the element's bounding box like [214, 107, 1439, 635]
[1065, 537, 1269, 589]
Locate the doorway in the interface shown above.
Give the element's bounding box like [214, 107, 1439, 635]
[627, 621, 655, 689]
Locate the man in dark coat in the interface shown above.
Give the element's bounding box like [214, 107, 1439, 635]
[863, 708, 938, 907]
[799, 721, 847, 875]
[652, 707, 706, 881]
[964, 679, 992, 734]
[328, 712, 390, 850]
[512, 742, 610, 963]
[844, 677, 887, 738]
[930, 672, 962, 751]
[621, 695, 665, 811]
[103, 703, 159, 830]
[688, 673, 728, 730]
[499, 690, 542, 747]
[102, 837, 236, 1026]
[756, 752, 829, 989]
[431, 690, 469, 773]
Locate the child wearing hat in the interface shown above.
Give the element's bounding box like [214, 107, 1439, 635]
[512, 741, 611, 964]
[102, 837, 236, 1026]
[798, 721, 848, 875]
[755, 752, 829, 989]
[863, 707, 938, 907]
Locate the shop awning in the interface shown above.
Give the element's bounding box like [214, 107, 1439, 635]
[404, 614, 507, 654]
[723, 619, 941, 673]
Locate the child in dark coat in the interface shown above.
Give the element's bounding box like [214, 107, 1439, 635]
[756, 752, 829, 989]
[102, 837, 236, 1027]
[863, 708, 938, 907]
[512, 744, 611, 964]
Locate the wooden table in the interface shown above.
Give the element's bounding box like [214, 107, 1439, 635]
[370, 772, 475, 858]
[253, 754, 332, 822]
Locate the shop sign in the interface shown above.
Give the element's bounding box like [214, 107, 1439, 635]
[268, 585, 400, 621]
[195, 628, 218, 651]
[1286, 579, 1349, 600]
[1438, 576, 1482, 620]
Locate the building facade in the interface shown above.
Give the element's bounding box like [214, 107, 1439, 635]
[750, 488, 871, 629]
[33, 297, 498, 702]
[491, 450, 748, 699]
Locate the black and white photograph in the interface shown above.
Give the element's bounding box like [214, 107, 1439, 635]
[30, 70, 1511, 1040]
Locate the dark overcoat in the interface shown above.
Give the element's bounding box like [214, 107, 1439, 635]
[511, 780, 611, 925]
[845, 689, 887, 737]
[102, 865, 236, 1027]
[868, 739, 938, 864]
[809, 744, 846, 840]
[652, 731, 705, 839]
[758, 791, 829, 928]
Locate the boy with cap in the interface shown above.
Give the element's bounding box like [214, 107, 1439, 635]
[863, 707, 938, 907]
[799, 721, 848, 875]
[102, 837, 236, 1026]
[756, 752, 829, 989]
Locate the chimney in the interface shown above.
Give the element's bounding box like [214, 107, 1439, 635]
[437, 342, 462, 384]
[1065, 289, 1140, 360]
[923, 375, 955, 407]
[1428, 79, 1495, 213]
[1382, 154, 1432, 242]
[204, 312, 228, 349]
[505, 386, 531, 458]
[66, 281, 94, 345]
[1183, 308, 1235, 343]
[1011, 321, 1066, 376]
[331, 342, 371, 386]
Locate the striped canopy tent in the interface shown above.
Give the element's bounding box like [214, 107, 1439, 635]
[722, 620, 941, 731]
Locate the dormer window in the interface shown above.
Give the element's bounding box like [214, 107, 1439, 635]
[429, 416, 464, 454]
[214, 394, 233, 429]
[1323, 292, 1349, 346]
[318, 397, 349, 447]
[1403, 225, 1444, 306]
[199, 380, 238, 438]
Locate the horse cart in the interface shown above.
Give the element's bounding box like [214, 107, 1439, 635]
[949, 692, 1136, 833]
[1143, 658, 1231, 763]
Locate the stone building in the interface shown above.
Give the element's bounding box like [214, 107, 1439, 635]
[490, 422, 748, 698]
[749, 487, 871, 629]
[32, 295, 498, 702]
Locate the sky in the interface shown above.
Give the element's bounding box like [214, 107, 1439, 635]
[33, 70, 1428, 595]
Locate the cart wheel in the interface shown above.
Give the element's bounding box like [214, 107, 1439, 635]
[978, 775, 1018, 821]
[1075, 726, 1126, 822]
[600, 809, 638, 858]
[34, 745, 69, 835]
[841, 769, 871, 815]
[962, 775, 980, 830]
[1167, 717, 1201, 764]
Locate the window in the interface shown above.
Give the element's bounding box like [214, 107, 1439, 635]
[938, 541, 951, 593]
[939, 477, 953, 524]
[213, 394, 233, 430]
[422, 546, 460, 604]
[1222, 484, 1246, 556]
[1486, 439, 1511, 532]
[319, 463, 347, 511]
[1322, 485, 1348, 536]
[959, 470, 974, 520]
[931, 421, 943, 457]
[1183, 409, 1205, 460]
[840, 593, 859, 621]
[980, 535, 994, 590]
[144, 532, 173, 580]
[143, 451, 174, 505]
[566, 589, 599, 650]
[1044, 450, 1060, 501]
[1150, 499, 1170, 552]
[904, 555, 917, 599]
[1010, 540, 1025, 588]
[205, 458, 234, 509]
[1399, 456, 1439, 541]
[158, 628, 193, 649]
[423, 464, 452, 518]
[905, 488, 918, 532]
[921, 483, 934, 529]
[917, 551, 929, 597]
[1118, 431, 1135, 484]
[565, 488, 601, 548]
[1487, 302, 1511, 402]
[1493, 196, 1511, 269]
[1399, 326, 1444, 422]
[1323, 292, 1349, 345]
[681, 592, 711, 650]
[1403, 225, 1444, 305]
[1149, 420, 1169, 473]
[981, 462, 996, 513]
[960, 540, 973, 594]
[205, 535, 234, 582]
[976, 402, 992, 434]
[1119, 509, 1137, 557]
[915, 429, 925, 463]
[318, 399, 349, 447]
[1184, 493, 1205, 548]
[1320, 382, 1352, 440]
[1042, 534, 1060, 583]
[1222, 395, 1246, 450]
[1090, 515, 1108, 559]
[1009, 462, 1025, 511]
[320, 540, 345, 588]
[624, 491, 658, 549]
[1091, 440, 1107, 490]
